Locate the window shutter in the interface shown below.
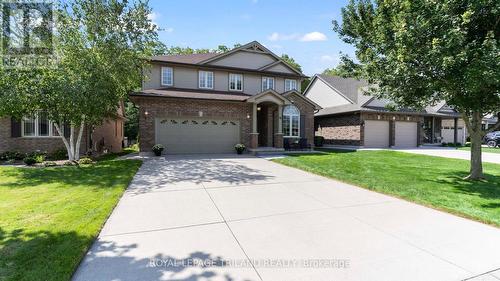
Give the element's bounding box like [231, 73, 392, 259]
[300, 114, 305, 138]
[11, 118, 21, 138]
[64, 124, 71, 138]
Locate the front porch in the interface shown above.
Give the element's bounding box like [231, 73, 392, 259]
[423, 116, 465, 145]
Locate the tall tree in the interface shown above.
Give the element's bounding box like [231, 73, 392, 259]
[333, 0, 500, 180]
[0, 0, 159, 160]
[322, 55, 362, 77]
[280, 54, 302, 72]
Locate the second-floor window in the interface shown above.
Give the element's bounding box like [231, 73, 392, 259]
[229, 73, 243, 91]
[262, 77, 275, 91]
[161, 67, 173, 86]
[285, 79, 298, 91]
[199, 71, 214, 89]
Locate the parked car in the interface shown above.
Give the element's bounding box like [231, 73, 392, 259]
[484, 131, 500, 148]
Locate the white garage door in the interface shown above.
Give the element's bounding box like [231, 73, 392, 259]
[364, 120, 390, 147]
[155, 118, 240, 154]
[395, 121, 418, 147]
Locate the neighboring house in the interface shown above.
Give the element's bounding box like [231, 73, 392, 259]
[304, 74, 470, 148]
[0, 103, 125, 154]
[130, 41, 320, 154]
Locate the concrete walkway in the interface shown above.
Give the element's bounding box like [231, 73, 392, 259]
[73, 155, 500, 281]
[394, 147, 500, 164]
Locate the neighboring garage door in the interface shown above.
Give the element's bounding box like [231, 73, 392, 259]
[155, 117, 240, 154]
[364, 120, 390, 147]
[395, 121, 418, 147]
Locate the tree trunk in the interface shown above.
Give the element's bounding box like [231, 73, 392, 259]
[468, 130, 484, 180]
[463, 111, 485, 180]
[74, 120, 85, 161]
[54, 123, 72, 160]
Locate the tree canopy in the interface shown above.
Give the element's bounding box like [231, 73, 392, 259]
[0, 0, 159, 160]
[333, 0, 500, 179]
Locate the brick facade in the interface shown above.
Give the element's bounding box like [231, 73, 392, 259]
[284, 92, 316, 147]
[315, 112, 426, 146]
[131, 93, 317, 153]
[131, 96, 253, 153]
[0, 117, 89, 154]
[315, 114, 362, 146]
[0, 116, 124, 154]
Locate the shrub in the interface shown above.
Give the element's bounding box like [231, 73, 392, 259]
[234, 144, 246, 154]
[314, 136, 324, 147]
[152, 144, 164, 156]
[23, 157, 37, 166]
[63, 161, 76, 166]
[441, 142, 448, 147]
[78, 158, 93, 165]
[43, 161, 57, 167]
[48, 148, 68, 161]
[2, 151, 25, 161]
[465, 142, 471, 147]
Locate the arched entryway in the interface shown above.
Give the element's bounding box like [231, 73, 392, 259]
[246, 90, 291, 149]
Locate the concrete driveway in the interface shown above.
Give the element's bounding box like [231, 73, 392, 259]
[394, 147, 500, 164]
[73, 155, 500, 281]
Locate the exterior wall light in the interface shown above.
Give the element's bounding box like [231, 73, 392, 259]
[198, 111, 203, 117]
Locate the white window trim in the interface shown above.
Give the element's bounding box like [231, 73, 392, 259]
[229, 73, 243, 91]
[199, 70, 214, 89]
[21, 113, 63, 138]
[262, 76, 275, 91]
[283, 105, 300, 138]
[161, 67, 173, 86]
[285, 79, 298, 91]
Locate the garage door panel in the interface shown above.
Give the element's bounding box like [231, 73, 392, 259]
[395, 122, 417, 147]
[155, 118, 240, 154]
[364, 120, 390, 148]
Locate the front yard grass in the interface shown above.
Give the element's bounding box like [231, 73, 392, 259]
[458, 146, 500, 154]
[273, 150, 500, 227]
[0, 158, 142, 281]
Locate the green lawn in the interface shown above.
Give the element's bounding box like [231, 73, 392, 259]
[0, 158, 142, 281]
[458, 146, 500, 154]
[273, 150, 500, 227]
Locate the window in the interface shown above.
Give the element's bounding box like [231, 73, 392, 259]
[283, 105, 300, 137]
[199, 71, 214, 89]
[262, 77, 275, 91]
[229, 73, 243, 91]
[161, 67, 173, 86]
[21, 113, 62, 137]
[285, 79, 298, 91]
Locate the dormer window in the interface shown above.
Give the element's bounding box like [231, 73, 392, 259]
[161, 67, 173, 86]
[199, 71, 214, 89]
[262, 77, 275, 91]
[285, 79, 298, 91]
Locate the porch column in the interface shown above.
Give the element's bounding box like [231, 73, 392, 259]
[277, 104, 283, 133]
[274, 104, 284, 148]
[453, 117, 458, 144]
[250, 103, 259, 149]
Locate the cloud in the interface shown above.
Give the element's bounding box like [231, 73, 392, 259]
[320, 55, 336, 62]
[164, 27, 174, 33]
[300, 31, 327, 42]
[268, 31, 328, 42]
[240, 14, 252, 20]
[148, 12, 174, 33]
[268, 32, 299, 42]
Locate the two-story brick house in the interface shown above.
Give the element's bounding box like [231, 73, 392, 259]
[130, 41, 320, 154]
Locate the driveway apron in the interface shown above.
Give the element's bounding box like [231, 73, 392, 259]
[73, 154, 500, 281]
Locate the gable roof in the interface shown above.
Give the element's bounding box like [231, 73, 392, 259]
[151, 53, 219, 64]
[315, 74, 370, 104]
[150, 41, 306, 78]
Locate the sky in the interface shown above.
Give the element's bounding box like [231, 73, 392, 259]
[148, 0, 356, 76]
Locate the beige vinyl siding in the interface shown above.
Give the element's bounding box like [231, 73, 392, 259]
[305, 78, 351, 108]
[208, 51, 276, 69]
[265, 63, 296, 74]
